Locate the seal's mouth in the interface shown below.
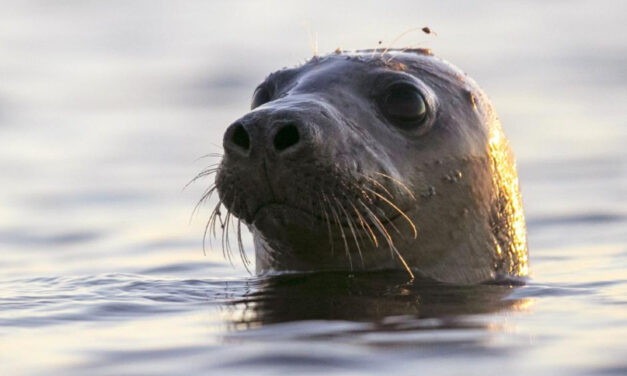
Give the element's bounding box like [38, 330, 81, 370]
[250, 200, 411, 230]
[213, 155, 419, 251]
[251, 202, 320, 223]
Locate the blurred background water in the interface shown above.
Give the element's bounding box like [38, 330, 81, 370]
[0, 1, 625, 375]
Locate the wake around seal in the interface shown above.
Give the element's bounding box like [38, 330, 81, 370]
[209, 49, 528, 284]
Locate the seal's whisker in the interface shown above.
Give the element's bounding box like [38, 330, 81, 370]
[374, 204, 403, 237]
[357, 196, 394, 259]
[224, 210, 231, 261]
[194, 153, 224, 165]
[204, 200, 222, 256]
[202, 215, 211, 257]
[354, 184, 398, 232]
[185, 166, 220, 189]
[196, 183, 217, 204]
[191, 185, 217, 223]
[335, 197, 365, 268]
[357, 183, 403, 237]
[212, 196, 229, 263]
[228, 210, 238, 266]
[219, 209, 228, 263]
[190, 167, 219, 180]
[197, 152, 223, 159]
[237, 219, 251, 273]
[200, 188, 253, 273]
[222, 209, 234, 266]
[210, 203, 222, 240]
[359, 173, 393, 199]
[226, 194, 240, 266]
[356, 183, 375, 206]
[362, 205, 395, 254]
[193, 152, 223, 164]
[358, 199, 393, 245]
[326, 192, 352, 270]
[373, 172, 416, 200]
[351, 202, 379, 247]
[198, 162, 220, 170]
[360, 201, 414, 279]
[319, 192, 335, 257]
[364, 187, 418, 239]
[388, 243, 415, 280]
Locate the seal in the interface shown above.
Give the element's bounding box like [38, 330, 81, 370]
[209, 49, 528, 284]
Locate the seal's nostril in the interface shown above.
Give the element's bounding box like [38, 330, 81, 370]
[274, 124, 300, 151]
[231, 123, 250, 151]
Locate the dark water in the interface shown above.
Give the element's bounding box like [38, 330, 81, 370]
[1, 1, 626, 375]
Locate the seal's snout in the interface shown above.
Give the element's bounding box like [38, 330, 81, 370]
[217, 106, 330, 224]
[223, 114, 311, 159]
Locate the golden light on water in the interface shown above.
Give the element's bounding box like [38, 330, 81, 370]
[509, 297, 536, 312]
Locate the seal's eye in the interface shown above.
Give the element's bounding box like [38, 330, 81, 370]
[382, 83, 427, 127]
[251, 86, 271, 109]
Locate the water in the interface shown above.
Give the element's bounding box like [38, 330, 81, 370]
[1, 1, 626, 375]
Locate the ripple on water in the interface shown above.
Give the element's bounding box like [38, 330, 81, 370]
[0, 273, 251, 328]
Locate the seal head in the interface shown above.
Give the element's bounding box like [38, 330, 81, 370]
[214, 50, 528, 284]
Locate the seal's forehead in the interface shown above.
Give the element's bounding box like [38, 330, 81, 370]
[263, 54, 378, 87]
[262, 50, 469, 91]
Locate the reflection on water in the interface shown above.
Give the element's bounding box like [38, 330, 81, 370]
[225, 272, 527, 331]
[1, 252, 625, 375]
[1, 271, 535, 375]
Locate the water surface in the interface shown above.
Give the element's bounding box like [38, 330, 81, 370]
[1, 1, 626, 375]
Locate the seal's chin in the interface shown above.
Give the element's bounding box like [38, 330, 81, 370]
[252, 203, 326, 242]
[253, 203, 319, 226]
